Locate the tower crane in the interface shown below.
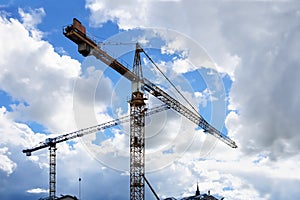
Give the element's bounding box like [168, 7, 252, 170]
[63, 18, 237, 200]
[22, 105, 170, 200]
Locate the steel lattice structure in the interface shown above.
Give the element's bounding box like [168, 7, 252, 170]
[129, 45, 146, 200]
[130, 94, 146, 200]
[49, 146, 56, 199]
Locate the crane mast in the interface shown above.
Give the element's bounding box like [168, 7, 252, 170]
[49, 145, 56, 199]
[130, 44, 146, 200]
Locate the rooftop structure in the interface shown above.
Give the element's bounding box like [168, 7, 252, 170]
[57, 195, 78, 200]
[164, 183, 223, 200]
[38, 194, 78, 200]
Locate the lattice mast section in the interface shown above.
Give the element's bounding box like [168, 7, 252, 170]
[130, 43, 146, 200]
[49, 145, 56, 199]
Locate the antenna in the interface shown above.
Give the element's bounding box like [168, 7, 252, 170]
[78, 177, 81, 200]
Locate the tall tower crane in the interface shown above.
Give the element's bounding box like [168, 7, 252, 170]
[63, 18, 237, 200]
[22, 105, 169, 200]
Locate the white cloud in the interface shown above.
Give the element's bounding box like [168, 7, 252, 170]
[223, 2, 300, 160]
[172, 58, 193, 74]
[85, 1, 300, 199]
[86, 0, 240, 78]
[85, 0, 149, 30]
[0, 106, 45, 148]
[0, 105, 50, 176]
[1, 1, 299, 200]
[148, 158, 268, 200]
[0, 13, 82, 133]
[18, 7, 45, 40]
[26, 188, 48, 194]
[0, 9, 124, 199]
[0, 147, 16, 175]
[195, 88, 218, 108]
[72, 65, 117, 129]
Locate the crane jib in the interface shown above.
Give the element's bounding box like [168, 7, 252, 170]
[22, 105, 170, 156]
[142, 80, 237, 148]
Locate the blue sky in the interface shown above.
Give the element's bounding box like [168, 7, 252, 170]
[1, 0, 300, 200]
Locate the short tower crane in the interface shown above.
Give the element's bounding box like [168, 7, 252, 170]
[23, 105, 169, 200]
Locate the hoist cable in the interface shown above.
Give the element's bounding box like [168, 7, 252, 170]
[141, 48, 200, 117]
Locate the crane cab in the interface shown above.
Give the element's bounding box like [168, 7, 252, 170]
[25, 152, 32, 156]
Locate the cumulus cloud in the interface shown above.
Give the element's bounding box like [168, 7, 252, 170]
[223, 1, 300, 160]
[147, 158, 269, 200]
[0, 147, 17, 175]
[85, 0, 300, 199]
[0, 8, 122, 199]
[26, 188, 48, 194]
[1, 1, 299, 200]
[18, 7, 45, 39]
[195, 88, 218, 108]
[0, 12, 82, 133]
[72, 64, 117, 129]
[86, 0, 241, 78]
[85, 0, 149, 30]
[85, 0, 300, 161]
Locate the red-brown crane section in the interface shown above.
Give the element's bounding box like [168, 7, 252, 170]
[63, 18, 137, 82]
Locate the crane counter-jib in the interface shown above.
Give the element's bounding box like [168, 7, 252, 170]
[63, 18, 137, 82]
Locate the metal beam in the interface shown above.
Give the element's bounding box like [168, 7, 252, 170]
[130, 44, 146, 200]
[143, 175, 160, 200]
[49, 145, 56, 199]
